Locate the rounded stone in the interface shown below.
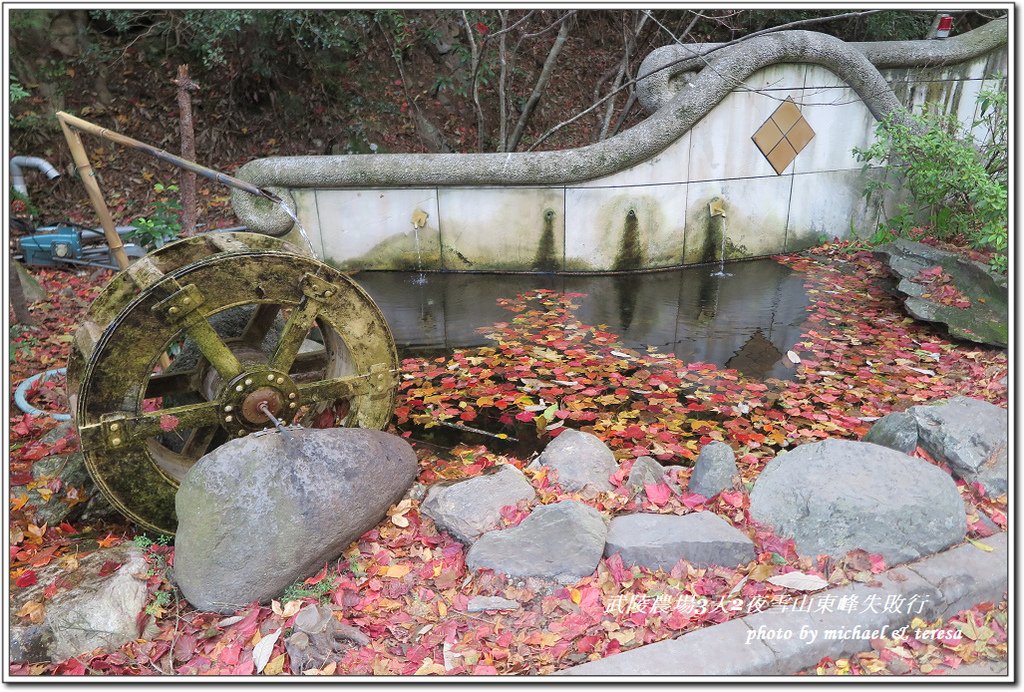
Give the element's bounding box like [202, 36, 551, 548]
[749, 439, 966, 564]
[421, 465, 537, 544]
[533, 428, 617, 494]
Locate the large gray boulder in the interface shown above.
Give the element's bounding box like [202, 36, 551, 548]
[420, 465, 537, 544]
[688, 442, 739, 498]
[10, 545, 149, 663]
[605, 512, 756, 571]
[174, 428, 418, 613]
[863, 411, 919, 454]
[749, 440, 966, 564]
[466, 501, 607, 583]
[532, 429, 617, 494]
[910, 397, 1007, 497]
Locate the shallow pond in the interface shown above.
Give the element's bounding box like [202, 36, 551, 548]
[352, 259, 809, 381]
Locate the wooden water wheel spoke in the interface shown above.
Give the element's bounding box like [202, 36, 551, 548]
[144, 369, 201, 399]
[180, 425, 219, 459]
[270, 299, 321, 373]
[239, 303, 281, 348]
[291, 348, 330, 375]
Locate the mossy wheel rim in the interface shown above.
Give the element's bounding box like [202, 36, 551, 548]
[70, 239, 398, 535]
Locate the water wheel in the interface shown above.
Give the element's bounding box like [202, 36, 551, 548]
[67, 232, 399, 535]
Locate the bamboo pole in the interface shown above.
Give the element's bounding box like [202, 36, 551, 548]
[55, 111, 280, 204]
[57, 115, 131, 270]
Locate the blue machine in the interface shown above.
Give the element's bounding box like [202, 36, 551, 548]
[17, 223, 147, 269]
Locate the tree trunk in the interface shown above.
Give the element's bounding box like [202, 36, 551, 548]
[175, 64, 199, 236]
[461, 11, 487, 151]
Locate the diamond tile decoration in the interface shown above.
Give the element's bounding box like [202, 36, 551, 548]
[752, 97, 815, 174]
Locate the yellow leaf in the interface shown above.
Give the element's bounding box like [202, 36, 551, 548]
[538, 632, 561, 647]
[569, 588, 582, 605]
[17, 600, 45, 624]
[411, 208, 429, 229]
[860, 656, 886, 674]
[384, 564, 411, 579]
[11, 495, 29, 512]
[957, 617, 980, 641]
[414, 657, 446, 675]
[304, 661, 339, 675]
[272, 600, 302, 618]
[609, 631, 635, 646]
[438, 601, 447, 617]
[36, 488, 52, 502]
[264, 653, 286, 676]
[967, 538, 994, 552]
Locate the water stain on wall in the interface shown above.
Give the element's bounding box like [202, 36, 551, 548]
[440, 189, 565, 271]
[587, 194, 679, 271]
[613, 209, 643, 271]
[532, 209, 559, 272]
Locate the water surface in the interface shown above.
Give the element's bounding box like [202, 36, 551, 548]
[352, 259, 810, 381]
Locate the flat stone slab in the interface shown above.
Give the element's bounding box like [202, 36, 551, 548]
[560, 532, 1007, 676]
[875, 239, 1007, 347]
[604, 512, 756, 571]
[909, 397, 1007, 497]
[466, 500, 608, 583]
[749, 439, 965, 564]
[421, 465, 537, 544]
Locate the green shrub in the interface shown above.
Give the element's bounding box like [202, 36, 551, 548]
[854, 84, 1008, 273]
[128, 183, 182, 251]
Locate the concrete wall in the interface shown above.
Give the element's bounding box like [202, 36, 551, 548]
[233, 22, 1007, 273]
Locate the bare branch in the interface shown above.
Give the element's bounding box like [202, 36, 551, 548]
[527, 9, 892, 151]
[507, 13, 572, 152]
[497, 10, 510, 151]
[461, 10, 486, 151]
